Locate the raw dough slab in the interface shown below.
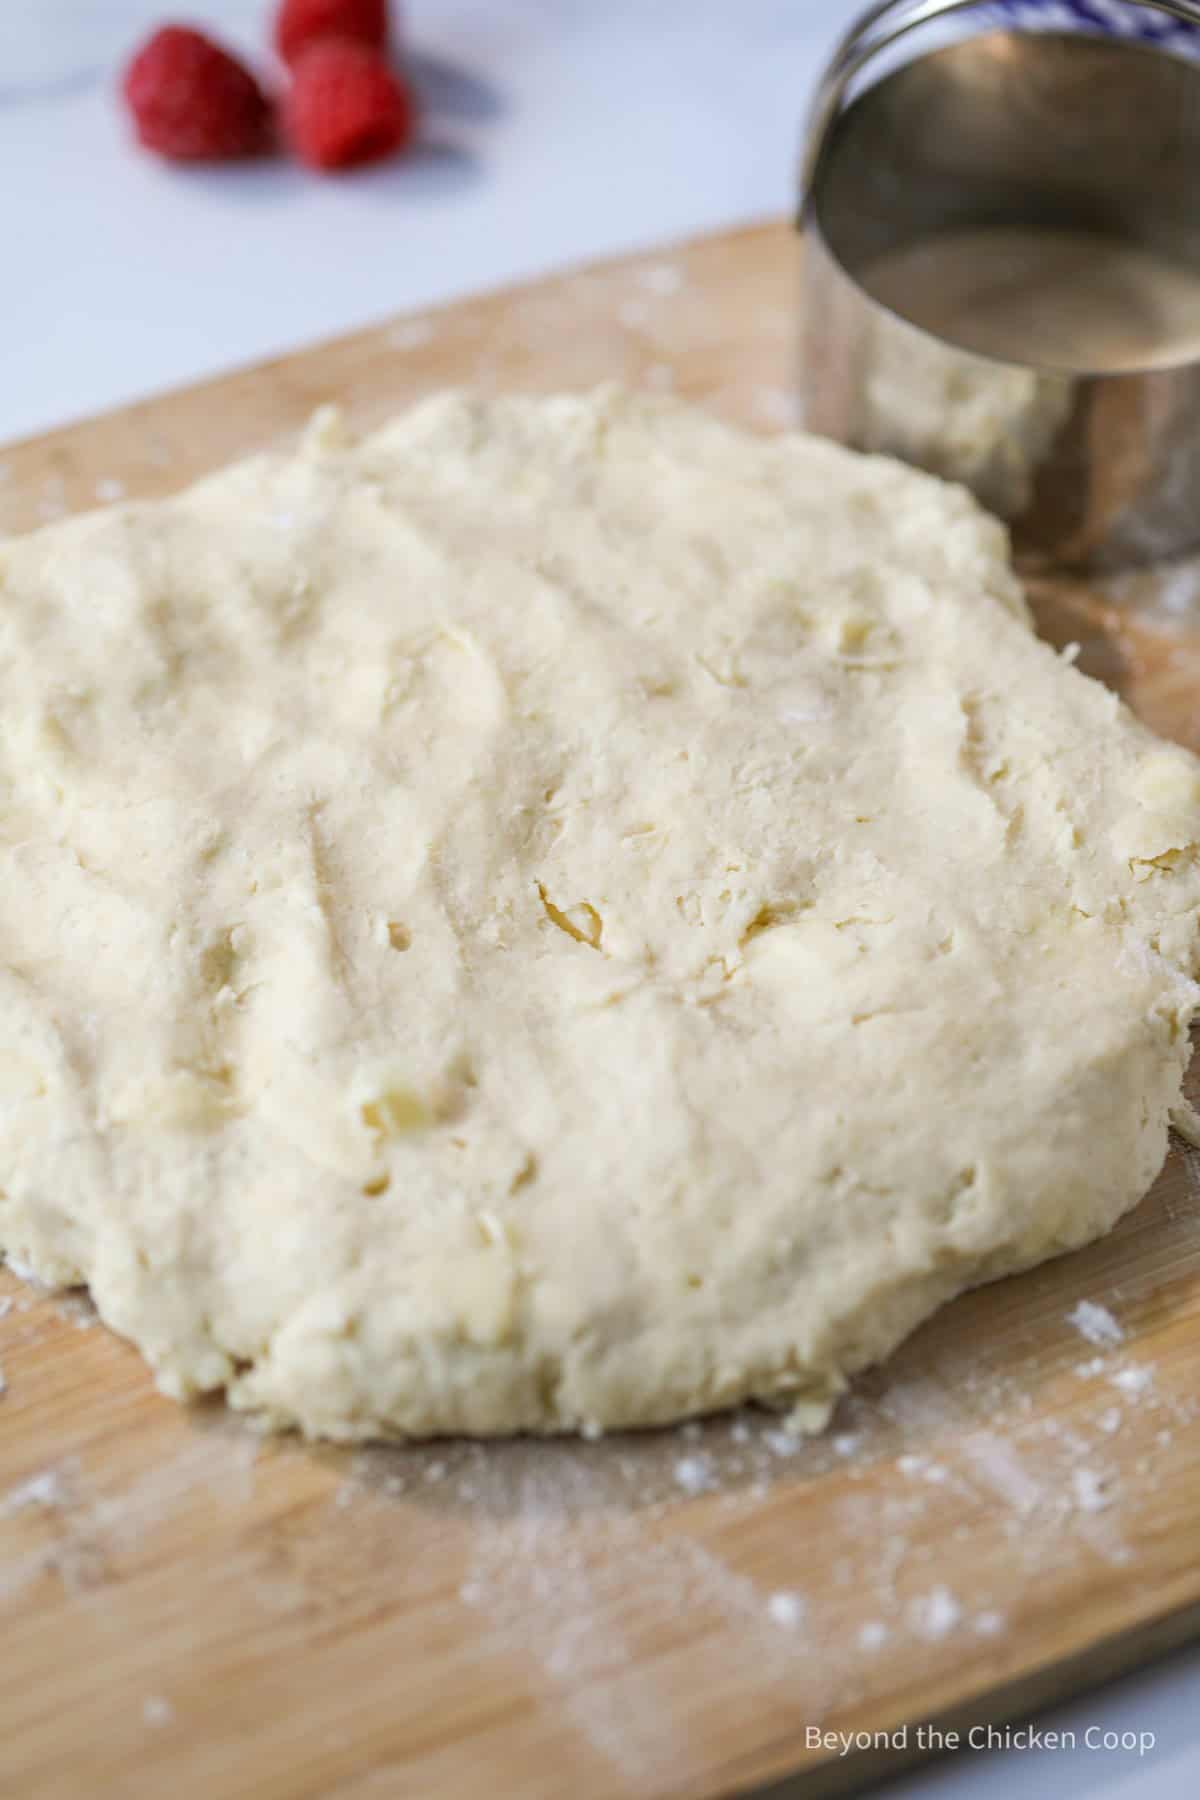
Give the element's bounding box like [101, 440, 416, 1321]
[2, 388, 1199, 1439]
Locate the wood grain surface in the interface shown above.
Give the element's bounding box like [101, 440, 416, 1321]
[2, 220, 1200, 1800]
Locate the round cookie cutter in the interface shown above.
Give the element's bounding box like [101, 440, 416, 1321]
[799, 0, 1200, 570]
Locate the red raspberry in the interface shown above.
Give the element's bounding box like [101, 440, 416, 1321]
[275, 0, 390, 67]
[123, 25, 272, 161]
[284, 39, 414, 171]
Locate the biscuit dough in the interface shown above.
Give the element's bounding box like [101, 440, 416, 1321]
[2, 389, 1199, 1439]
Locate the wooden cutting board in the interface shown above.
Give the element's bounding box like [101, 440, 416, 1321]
[3, 220, 1200, 1800]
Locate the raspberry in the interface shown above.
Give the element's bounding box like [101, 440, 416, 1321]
[284, 39, 414, 171]
[275, 0, 389, 67]
[123, 25, 272, 161]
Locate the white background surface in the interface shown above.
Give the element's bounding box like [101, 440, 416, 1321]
[2, 2, 1198, 1794]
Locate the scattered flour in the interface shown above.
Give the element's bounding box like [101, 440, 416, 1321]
[453, 1461, 822, 1789]
[1067, 1301, 1125, 1347]
[1106, 557, 1200, 623]
[0, 1364, 1179, 1786]
[910, 1585, 962, 1640]
[54, 1292, 98, 1331]
[142, 1696, 173, 1729]
[1110, 1364, 1154, 1398]
[961, 1433, 1043, 1517]
[673, 1454, 715, 1495]
[0, 1297, 12, 1320]
[0, 1194, 1183, 1757]
[896, 1454, 948, 1485]
[2, 1469, 69, 1514]
[1072, 1469, 1111, 1514]
[766, 1590, 806, 1630]
[95, 477, 127, 504]
[1075, 1356, 1109, 1379]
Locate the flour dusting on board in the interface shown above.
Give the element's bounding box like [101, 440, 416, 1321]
[1072, 1469, 1111, 1513]
[334, 1226, 1192, 1773]
[447, 1454, 837, 1787]
[2, 1468, 71, 1515]
[767, 1590, 807, 1630]
[1067, 1300, 1125, 1347]
[1102, 554, 1200, 625]
[57, 1293, 99, 1330]
[2, 1211, 1197, 1779]
[0, 1426, 271, 1603]
[3, 1253, 41, 1286]
[910, 1585, 961, 1640]
[673, 1453, 715, 1495]
[1110, 1364, 1155, 1398]
[3, 1212, 1197, 1692]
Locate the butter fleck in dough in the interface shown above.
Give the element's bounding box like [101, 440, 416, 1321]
[2, 389, 1199, 1439]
